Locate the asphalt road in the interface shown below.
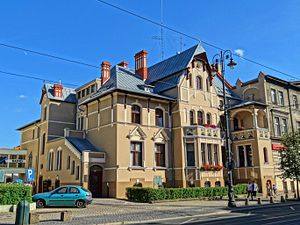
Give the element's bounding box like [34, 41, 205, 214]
[140, 203, 300, 225]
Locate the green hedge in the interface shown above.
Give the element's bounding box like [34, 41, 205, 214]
[126, 184, 247, 203]
[0, 184, 32, 205]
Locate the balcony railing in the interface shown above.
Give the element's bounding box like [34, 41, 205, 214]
[231, 128, 270, 141]
[184, 125, 221, 139]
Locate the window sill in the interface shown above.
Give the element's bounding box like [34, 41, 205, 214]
[128, 166, 146, 171]
[153, 167, 167, 171]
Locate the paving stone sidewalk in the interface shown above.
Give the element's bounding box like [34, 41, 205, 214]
[0, 197, 288, 225]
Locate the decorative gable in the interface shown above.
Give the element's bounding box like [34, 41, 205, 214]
[152, 128, 169, 143]
[127, 126, 147, 140]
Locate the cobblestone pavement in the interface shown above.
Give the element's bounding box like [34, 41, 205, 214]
[0, 197, 286, 225]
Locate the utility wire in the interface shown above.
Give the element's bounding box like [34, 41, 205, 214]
[0, 43, 99, 69]
[0, 69, 78, 87]
[94, 0, 300, 81]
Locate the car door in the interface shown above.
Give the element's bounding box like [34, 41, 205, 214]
[48, 187, 68, 206]
[66, 187, 81, 206]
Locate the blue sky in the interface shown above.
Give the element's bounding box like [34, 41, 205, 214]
[0, 0, 300, 147]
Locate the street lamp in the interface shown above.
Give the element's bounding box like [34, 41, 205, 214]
[211, 50, 237, 207]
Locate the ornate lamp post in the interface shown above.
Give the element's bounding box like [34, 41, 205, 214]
[212, 50, 237, 207]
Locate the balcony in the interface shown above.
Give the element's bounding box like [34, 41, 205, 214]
[184, 125, 221, 139]
[231, 128, 270, 141]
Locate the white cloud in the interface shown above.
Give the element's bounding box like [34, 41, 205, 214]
[234, 49, 244, 57]
[18, 94, 27, 99]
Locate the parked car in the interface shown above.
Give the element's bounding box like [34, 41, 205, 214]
[32, 186, 92, 208]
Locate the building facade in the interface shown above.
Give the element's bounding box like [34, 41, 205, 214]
[18, 44, 298, 198]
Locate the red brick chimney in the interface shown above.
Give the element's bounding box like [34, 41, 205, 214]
[53, 84, 63, 97]
[101, 61, 111, 85]
[135, 50, 148, 80]
[118, 61, 128, 68]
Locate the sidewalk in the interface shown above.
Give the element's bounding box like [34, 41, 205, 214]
[0, 198, 299, 225]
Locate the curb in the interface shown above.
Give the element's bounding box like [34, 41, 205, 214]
[95, 200, 300, 225]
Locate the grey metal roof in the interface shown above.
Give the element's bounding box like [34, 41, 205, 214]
[212, 75, 241, 100]
[44, 83, 77, 103]
[229, 101, 267, 110]
[147, 44, 205, 84]
[66, 137, 103, 152]
[81, 65, 175, 105]
[16, 119, 41, 130]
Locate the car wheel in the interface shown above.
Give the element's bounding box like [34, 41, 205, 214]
[75, 200, 86, 208]
[36, 199, 46, 208]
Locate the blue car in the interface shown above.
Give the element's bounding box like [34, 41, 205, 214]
[32, 186, 92, 208]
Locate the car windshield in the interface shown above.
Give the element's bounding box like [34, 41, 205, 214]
[81, 187, 90, 193]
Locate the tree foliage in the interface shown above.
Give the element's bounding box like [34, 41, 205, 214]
[280, 132, 300, 198]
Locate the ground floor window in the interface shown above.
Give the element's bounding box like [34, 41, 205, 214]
[130, 142, 143, 167]
[155, 144, 165, 167]
[237, 145, 253, 167]
[204, 181, 211, 187]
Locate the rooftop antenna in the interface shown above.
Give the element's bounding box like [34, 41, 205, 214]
[160, 0, 164, 60]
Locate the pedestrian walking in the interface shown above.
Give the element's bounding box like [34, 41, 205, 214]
[267, 181, 273, 197]
[251, 181, 258, 200]
[247, 181, 252, 199]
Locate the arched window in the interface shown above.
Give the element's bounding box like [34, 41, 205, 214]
[155, 108, 164, 127]
[197, 111, 203, 125]
[47, 150, 54, 171]
[56, 148, 62, 171]
[204, 181, 211, 188]
[215, 181, 221, 187]
[190, 110, 194, 125]
[206, 78, 210, 92]
[189, 74, 193, 88]
[131, 105, 141, 124]
[206, 113, 211, 125]
[196, 76, 202, 90]
[263, 147, 269, 163]
[41, 133, 46, 155]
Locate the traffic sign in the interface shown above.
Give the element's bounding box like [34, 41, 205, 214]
[26, 168, 34, 182]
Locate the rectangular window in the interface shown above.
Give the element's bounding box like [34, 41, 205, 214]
[213, 145, 219, 165]
[75, 165, 80, 180]
[186, 143, 195, 167]
[155, 144, 165, 167]
[293, 95, 298, 109]
[201, 143, 206, 165]
[274, 117, 281, 136]
[86, 87, 90, 95]
[278, 91, 284, 105]
[91, 84, 96, 92]
[238, 146, 245, 167]
[271, 89, 277, 104]
[82, 89, 85, 97]
[282, 118, 288, 134]
[245, 145, 253, 167]
[130, 142, 143, 167]
[71, 160, 75, 174]
[67, 156, 70, 170]
[32, 129, 35, 140]
[207, 144, 212, 165]
[77, 92, 81, 99]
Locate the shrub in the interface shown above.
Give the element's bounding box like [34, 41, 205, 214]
[126, 184, 247, 203]
[0, 184, 32, 205]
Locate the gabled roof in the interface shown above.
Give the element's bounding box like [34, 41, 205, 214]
[147, 44, 205, 84]
[66, 137, 103, 152]
[16, 119, 41, 131]
[43, 83, 77, 103]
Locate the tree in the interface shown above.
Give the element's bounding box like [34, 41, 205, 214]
[280, 132, 300, 199]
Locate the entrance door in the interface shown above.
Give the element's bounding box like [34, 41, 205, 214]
[38, 176, 43, 193]
[89, 165, 103, 198]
